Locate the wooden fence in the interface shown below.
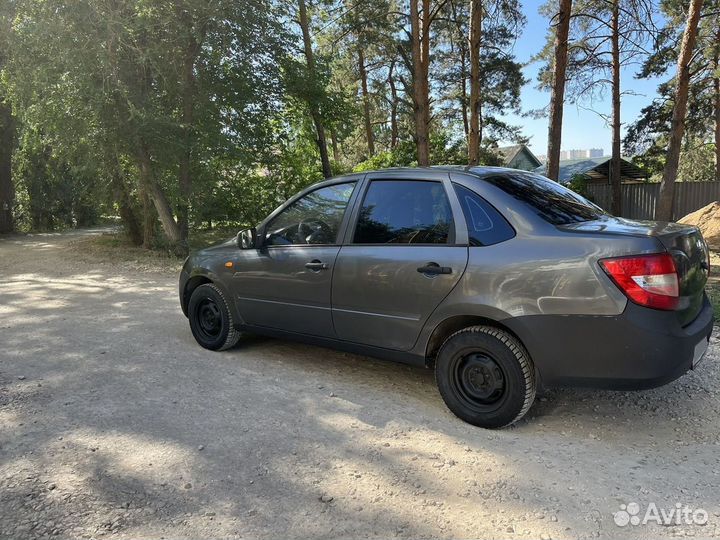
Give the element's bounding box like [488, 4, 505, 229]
[585, 181, 720, 220]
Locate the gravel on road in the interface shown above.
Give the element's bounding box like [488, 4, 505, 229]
[1, 229, 720, 539]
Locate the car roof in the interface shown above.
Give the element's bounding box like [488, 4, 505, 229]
[312, 165, 532, 189]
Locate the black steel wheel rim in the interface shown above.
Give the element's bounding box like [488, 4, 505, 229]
[453, 352, 506, 407]
[195, 297, 223, 341]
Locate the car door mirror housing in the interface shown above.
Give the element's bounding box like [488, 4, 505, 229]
[237, 228, 258, 249]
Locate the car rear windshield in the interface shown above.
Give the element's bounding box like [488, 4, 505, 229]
[480, 172, 607, 225]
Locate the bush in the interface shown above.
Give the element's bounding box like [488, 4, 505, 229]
[568, 174, 591, 198]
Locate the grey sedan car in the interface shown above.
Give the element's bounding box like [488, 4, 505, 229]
[179, 167, 713, 428]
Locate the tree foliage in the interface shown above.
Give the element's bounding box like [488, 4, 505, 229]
[623, 0, 719, 183]
[0, 0, 713, 245]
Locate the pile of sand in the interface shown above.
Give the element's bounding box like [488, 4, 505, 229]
[678, 201, 720, 250]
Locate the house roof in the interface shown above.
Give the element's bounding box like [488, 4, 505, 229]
[498, 144, 524, 162]
[497, 144, 542, 168]
[533, 156, 647, 183]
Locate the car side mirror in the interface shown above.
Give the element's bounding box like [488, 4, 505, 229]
[237, 228, 257, 249]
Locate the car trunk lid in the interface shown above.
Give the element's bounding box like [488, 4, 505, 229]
[561, 217, 709, 326]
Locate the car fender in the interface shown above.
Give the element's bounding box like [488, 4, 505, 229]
[182, 265, 245, 325]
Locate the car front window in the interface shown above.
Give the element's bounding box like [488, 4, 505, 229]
[265, 182, 356, 246]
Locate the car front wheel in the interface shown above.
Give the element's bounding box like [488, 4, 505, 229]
[435, 325, 536, 428]
[188, 283, 241, 351]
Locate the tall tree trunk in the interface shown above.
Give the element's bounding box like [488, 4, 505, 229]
[410, 0, 431, 166]
[468, 0, 482, 165]
[136, 140, 184, 250]
[109, 157, 143, 246]
[460, 79, 469, 137]
[714, 27, 720, 183]
[141, 186, 155, 249]
[105, 4, 144, 243]
[610, 0, 622, 216]
[459, 39, 469, 137]
[298, 0, 332, 178]
[656, 0, 704, 221]
[0, 101, 13, 234]
[330, 130, 340, 162]
[177, 54, 193, 243]
[388, 62, 399, 149]
[126, 24, 185, 252]
[311, 117, 332, 178]
[421, 0, 431, 162]
[176, 23, 205, 244]
[358, 46, 375, 156]
[545, 0, 572, 181]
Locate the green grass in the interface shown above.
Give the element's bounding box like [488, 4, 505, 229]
[68, 226, 240, 274]
[189, 227, 238, 250]
[69, 233, 181, 273]
[88, 233, 132, 249]
[83, 226, 238, 253]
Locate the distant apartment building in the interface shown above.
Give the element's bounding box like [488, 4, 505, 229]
[559, 148, 604, 160]
[529, 149, 604, 164]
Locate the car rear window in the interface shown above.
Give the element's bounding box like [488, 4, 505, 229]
[480, 172, 607, 225]
[354, 180, 453, 244]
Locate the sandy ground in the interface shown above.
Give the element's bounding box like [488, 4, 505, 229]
[2, 229, 720, 540]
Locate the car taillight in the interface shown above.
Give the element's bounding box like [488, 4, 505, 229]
[599, 253, 679, 310]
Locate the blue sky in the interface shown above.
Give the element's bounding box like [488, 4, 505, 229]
[500, 0, 667, 157]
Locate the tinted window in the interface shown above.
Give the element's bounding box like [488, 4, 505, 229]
[481, 172, 607, 225]
[265, 182, 355, 246]
[354, 180, 453, 244]
[454, 184, 515, 246]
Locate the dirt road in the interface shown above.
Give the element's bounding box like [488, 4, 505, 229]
[2, 229, 720, 539]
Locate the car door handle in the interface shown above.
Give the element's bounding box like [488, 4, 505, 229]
[417, 263, 452, 275]
[305, 260, 329, 271]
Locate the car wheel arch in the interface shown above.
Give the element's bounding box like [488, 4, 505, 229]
[184, 274, 245, 325]
[424, 315, 543, 389]
[182, 275, 213, 316]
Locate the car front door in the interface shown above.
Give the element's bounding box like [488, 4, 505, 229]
[231, 180, 359, 338]
[331, 173, 469, 351]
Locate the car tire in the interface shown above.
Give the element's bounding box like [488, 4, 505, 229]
[188, 283, 241, 351]
[435, 325, 536, 428]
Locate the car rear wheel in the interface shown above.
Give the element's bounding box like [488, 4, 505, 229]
[188, 283, 241, 351]
[435, 325, 536, 428]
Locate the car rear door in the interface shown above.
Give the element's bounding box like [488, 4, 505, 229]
[331, 171, 469, 351]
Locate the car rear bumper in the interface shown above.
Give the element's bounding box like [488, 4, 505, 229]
[504, 294, 714, 390]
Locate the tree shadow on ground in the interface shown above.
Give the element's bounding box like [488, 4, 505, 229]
[2, 233, 719, 539]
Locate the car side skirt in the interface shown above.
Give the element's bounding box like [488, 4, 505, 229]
[235, 323, 427, 367]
